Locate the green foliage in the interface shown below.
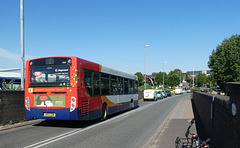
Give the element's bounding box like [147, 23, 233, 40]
[163, 88, 174, 91]
[193, 87, 201, 92]
[138, 85, 155, 90]
[152, 72, 166, 85]
[195, 73, 207, 87]
[151, 72, 158, 77]
[166, 74, 178, 87]
[208, 34, 240, 91]
[206, 72, 215, 84]
[185, 73, 192, 83]
[206, 72, 215, 88]
[135, 72, 143, 86]
[1, 79, 21, 90]
[9, 120, 13, 125]
[2, 79, 13, 90]
[212, 86, 216, 90]
[165, 69, 182, 87]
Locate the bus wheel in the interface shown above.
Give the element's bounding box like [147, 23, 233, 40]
[101, 104, 108, 121]
[130, 100, 134, 110]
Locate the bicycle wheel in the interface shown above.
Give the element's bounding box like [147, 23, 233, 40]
[175, 137, 181, 148]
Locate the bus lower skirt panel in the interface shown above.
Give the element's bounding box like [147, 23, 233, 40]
[24, 100, 138, 121]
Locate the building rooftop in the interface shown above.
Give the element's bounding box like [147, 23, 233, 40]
[0, 68, 21, 79]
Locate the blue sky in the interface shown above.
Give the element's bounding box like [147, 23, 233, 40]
[0, 0, 239, 75]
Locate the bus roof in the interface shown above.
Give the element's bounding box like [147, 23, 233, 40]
[27, 56, 137, 80]
[101, 65, 136, 80]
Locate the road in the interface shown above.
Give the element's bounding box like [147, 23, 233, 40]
[0, 93, 190, 148]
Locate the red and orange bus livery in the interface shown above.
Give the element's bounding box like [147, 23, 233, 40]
[25, 56, 138, 120]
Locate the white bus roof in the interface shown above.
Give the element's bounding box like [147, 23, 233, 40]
[101, 65, 137, 80]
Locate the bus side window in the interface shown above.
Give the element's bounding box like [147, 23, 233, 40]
[110, 76, 117, 95]
[124, 79, 129, 94]
[118, 77, 123, 95]
[93, 72, 100, 96]
[101, 73, 109, 95]
[129, 80, 133, 94]
[84, 69, 93, 96]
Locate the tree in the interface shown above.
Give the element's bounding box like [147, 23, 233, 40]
[165, 69, 182, 87]
[166, 74, 179, 87]
[185, 73, 192, 83]
[206, 72, 215, 88]
[134, 72, 143, 86]
[195, 73, 207, 87]
[208, 34, 240, 91]
[151, 72, 158, 77]
[152, 72, 166, 86]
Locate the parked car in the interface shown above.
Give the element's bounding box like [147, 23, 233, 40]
[162, 90, 167, 98]
[156, 90, 163, 99]
[186, 89, 191, 93]
[175, 88, 183, 95]
[143, 89, 157, 101]
[165, 90, 172, 97]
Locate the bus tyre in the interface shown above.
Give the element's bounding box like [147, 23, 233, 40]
[101, 104, 108, 121]
[130, 100, 134, 110]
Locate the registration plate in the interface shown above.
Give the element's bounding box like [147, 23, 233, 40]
[44, 113, 56, 117]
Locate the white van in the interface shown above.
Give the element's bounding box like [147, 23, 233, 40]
[143, 89, 157, 101]
[175, 88, 183, 95]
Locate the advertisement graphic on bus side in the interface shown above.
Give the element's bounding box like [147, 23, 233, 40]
[34, 95, 65, 107]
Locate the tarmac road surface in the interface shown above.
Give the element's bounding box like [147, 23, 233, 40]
[0, 93, 190, 148]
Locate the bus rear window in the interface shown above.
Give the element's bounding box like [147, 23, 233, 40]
[31, 66, 70, 85]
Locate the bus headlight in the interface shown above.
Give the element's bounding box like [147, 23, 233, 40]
[25, 97, 30, 111]
[70, 96, 76, 112]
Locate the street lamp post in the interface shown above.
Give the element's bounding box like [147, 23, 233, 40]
[144, 44, 150, 90]
[20, 0, 25, 90]
[179, 70, 181, 88]
[193, 67, 195, 88]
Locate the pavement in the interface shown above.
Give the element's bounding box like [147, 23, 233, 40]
[0, 119, 44, 131]
[148, 94, 196, 148]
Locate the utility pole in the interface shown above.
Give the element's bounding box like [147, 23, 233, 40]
[20, 0, 25, 90]
[144, 44, 150, 90]
[180, 70, 181, 87]
[163, 62, 166, 91]
[193, 67, 194, 88]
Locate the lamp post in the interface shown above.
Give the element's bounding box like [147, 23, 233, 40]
[20, 0, 25, 90]
[193, 67, 194, 88]
[179, 70, 181, 88]
[144, 44, 150, 90]
[163, 62, 166, 91]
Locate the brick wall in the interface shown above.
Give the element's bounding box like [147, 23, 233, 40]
[0, 91, 25, 124]
[193, 82, 240, 148]
[193, 92, 213, 138]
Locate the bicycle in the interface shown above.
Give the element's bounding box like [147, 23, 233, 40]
[175, 118, 210, 148]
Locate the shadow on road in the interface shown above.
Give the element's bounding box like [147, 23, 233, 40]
[33, 119, 98, 128]
[33, 106, 139, 129]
